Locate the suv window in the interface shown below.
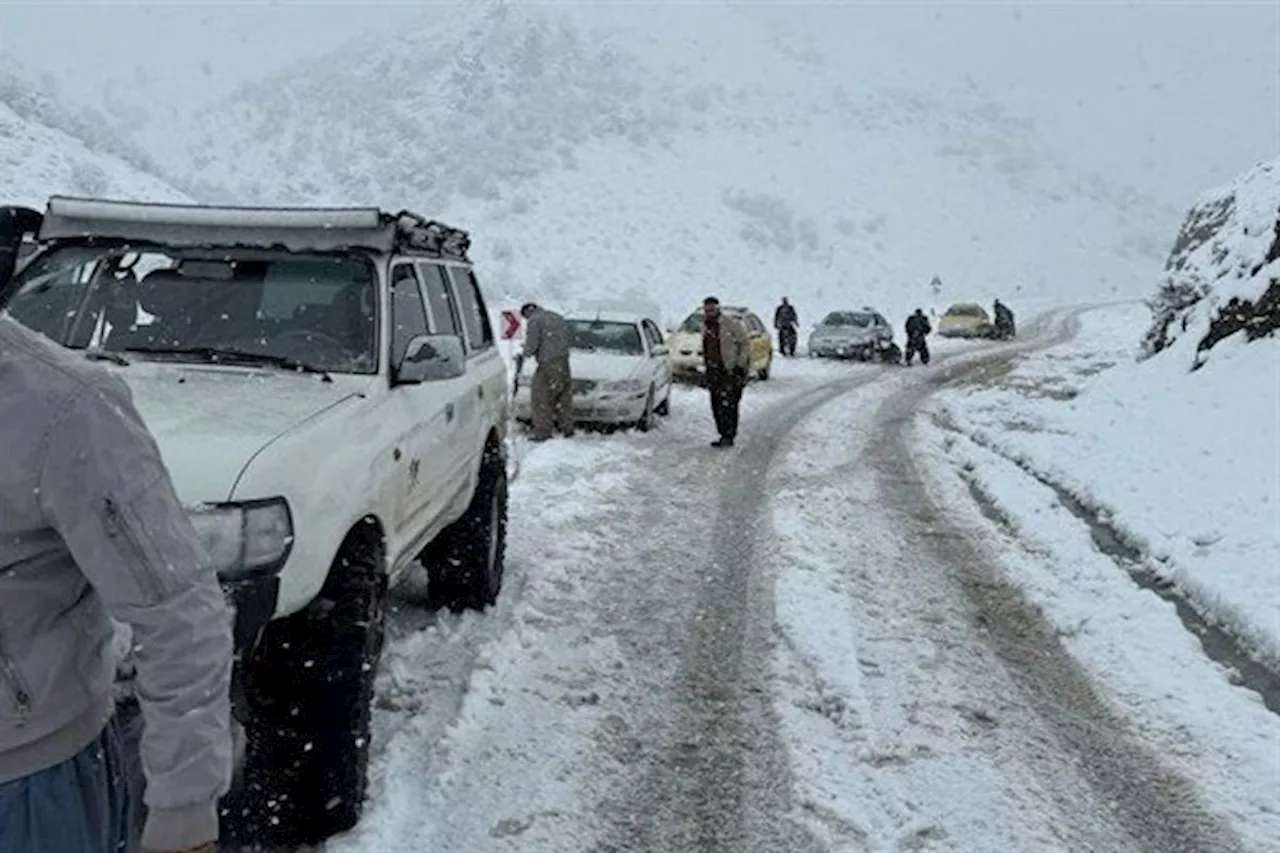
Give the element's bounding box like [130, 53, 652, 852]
[744, 314, 766, 334]
[418, 263, 462, 337]
[448, 266, 494, 352]
[6, 247, 379, 373]
[390, 263, 428, 365]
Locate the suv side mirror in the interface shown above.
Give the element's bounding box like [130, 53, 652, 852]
[393, 334, 465, 385]
[651, 343, 669, 357]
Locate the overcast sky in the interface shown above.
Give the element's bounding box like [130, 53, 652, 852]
[0, 1, 1275, 207]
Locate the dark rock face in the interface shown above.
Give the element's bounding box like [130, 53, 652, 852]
[1140, 159, 1279, 366]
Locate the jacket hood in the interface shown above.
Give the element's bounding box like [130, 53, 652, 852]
[117, 363, 363, 504]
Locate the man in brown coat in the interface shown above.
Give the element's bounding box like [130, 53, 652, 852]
[700, 296, 751, 448]
[519, 302, 575, 441]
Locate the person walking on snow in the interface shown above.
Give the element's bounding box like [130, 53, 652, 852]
[701, 296, 751, 448]
[518, 302, 575, 442]
[0, 205, 235, 853]
[773, 297, 799, 357]
[904, 307, 932, 366]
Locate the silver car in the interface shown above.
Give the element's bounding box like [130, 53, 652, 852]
[807, 309, 893, 359]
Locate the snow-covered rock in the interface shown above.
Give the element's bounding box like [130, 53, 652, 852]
[1142, 156, 1279, 366]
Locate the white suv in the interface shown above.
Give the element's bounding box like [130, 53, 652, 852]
[0, 196, 510, 847]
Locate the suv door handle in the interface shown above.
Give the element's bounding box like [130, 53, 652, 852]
[446, 403, 455, 422]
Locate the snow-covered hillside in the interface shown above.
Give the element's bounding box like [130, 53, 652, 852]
[0, 65, 189, 207]
[152, 2, 1174, 325]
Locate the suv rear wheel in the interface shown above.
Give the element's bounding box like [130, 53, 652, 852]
[222, 523, 387, 848]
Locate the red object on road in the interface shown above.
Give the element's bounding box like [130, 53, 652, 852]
[500, 309, 522, 340]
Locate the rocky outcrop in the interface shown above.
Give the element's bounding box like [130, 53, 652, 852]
[1141, 158, 1279, 368]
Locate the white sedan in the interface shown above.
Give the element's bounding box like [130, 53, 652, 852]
[513, 312, 673, 430]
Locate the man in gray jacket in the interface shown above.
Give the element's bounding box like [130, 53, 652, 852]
[0, 301, 234, 849]
[518, 302, 575, 442]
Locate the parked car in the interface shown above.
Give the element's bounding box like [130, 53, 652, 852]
[937, 302, 994, 338]
[513, 311, 672, 430]
[807, 308, 894, 360]
[667, 304, 774, 382]
[0, 195, 510, 848]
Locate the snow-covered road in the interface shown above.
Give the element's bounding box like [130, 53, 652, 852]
[317, 309, 1276, 853]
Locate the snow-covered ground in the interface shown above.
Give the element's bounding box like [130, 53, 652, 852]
[916, 304, 1279, 850]
[923, 303, 1279, 667]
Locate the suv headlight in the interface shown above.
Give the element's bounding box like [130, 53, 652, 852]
[190, 498, 294, 580]
[601, 379, 646, 392]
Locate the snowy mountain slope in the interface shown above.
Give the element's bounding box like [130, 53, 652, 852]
[1142, 156, 1279, 366]
[0, 60, 191, 207]
[153, 2, 1175, 325]
[0, 101, 191, 207]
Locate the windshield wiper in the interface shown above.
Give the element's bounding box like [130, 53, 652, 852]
[120, 346, 333, 382]
[84, 348, 130, 366]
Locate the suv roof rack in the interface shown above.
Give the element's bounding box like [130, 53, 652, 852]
[36, 196, 471, 261]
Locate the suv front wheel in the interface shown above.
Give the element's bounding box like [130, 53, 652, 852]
[222, 522, 388, 848]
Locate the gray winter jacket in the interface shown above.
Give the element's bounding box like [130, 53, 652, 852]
[521, 308, 571, 366]
[0, 316, 234, 851]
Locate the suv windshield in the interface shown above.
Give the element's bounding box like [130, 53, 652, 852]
[946, 304, 985, 317]
[568, 319, 645, 355]
[821, 311, 874, 327]
[6, 247, 379, 374]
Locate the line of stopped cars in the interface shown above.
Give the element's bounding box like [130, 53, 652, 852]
[510, 303, 776, 430]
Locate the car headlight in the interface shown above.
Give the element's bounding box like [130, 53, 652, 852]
[190, 498, 294, 580]
[601, 379, 646, 392]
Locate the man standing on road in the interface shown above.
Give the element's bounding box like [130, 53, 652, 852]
[702, 296, 751, 448]
[904, 307, 932, 366]
[518, 302, 575, 442]
[0, 213, 235, 853]
[773, 297, 799, 357]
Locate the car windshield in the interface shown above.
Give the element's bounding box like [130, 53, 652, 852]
[678, 311, 704, 333]
[946, 304, 985, 317]
[5, 246, 379, 374]
[568, 319, 645, 355]
[821, 311, 874, 327]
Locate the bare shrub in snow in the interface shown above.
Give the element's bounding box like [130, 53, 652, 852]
[69, 160, 109, 196]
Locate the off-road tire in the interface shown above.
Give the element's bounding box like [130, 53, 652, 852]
[655, 391, 671, 417]
[757, 359, 771, 381]
[429, 442, 508, 612]
[222, 526, 387, 849]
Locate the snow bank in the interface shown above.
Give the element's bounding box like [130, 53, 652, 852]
[931, 303, 1280, 668]
[1143, 156, 1279, 366]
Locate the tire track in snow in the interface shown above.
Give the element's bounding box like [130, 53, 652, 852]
[866, 310, 1247, 853]
[593, 368, 884, 853]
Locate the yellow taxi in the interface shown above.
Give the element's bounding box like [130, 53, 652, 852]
[937, 303, 994, 338]
[666, 305, 774, 382]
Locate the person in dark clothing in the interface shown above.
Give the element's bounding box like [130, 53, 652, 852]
[992, 299, 1015, 339]
[904, 308, 931, 366]
[702, 297, 751, 448]
[773, 297, 798, 357]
